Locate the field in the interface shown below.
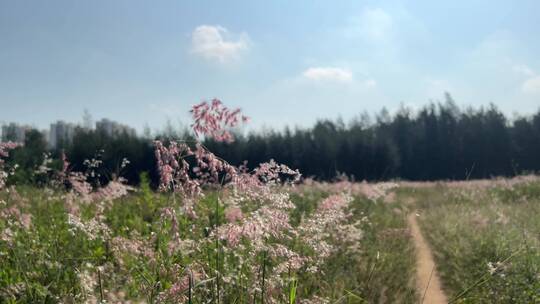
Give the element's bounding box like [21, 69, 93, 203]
[401, 178, 540, 303]
[1, 175, 539, 303]
[1, 103, 539, 303]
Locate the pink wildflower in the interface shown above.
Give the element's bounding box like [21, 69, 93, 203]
[154, 140, 200, 195]
[318, 194, 349, 211]
[1, 205, 33, 230]
[160, 207, 182, 240]
[190, 98, 249, 143]
[157, 266, 206, 303]
[111, 236, 155, 261]
[224, 206, 243, 223]
[92, 178, 134, 201]
[68, 172, 93, 199]
[154, 140, 239, 217]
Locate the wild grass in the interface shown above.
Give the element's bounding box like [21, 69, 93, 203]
[398, 180, 540, 303]
[5, 175, 538, 303]
[0, 182, 416, 303]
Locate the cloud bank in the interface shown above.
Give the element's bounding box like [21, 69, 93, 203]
[191, 25, 249, 63]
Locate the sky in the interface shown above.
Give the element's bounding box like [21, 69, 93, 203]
[1, 0, 540, 133]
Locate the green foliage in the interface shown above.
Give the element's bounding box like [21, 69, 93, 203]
[288, 277, 297, 304]
[6, 130, 48, 186]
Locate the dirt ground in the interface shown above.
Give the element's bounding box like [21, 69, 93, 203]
[408, 213, 448, 304]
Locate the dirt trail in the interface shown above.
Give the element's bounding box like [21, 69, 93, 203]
[408, 213, 448, 304]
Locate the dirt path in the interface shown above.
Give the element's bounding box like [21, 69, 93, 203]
[408, 213, 448, 304]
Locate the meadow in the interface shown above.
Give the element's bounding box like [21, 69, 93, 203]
[400, 178, 540, 303]
[2, 177, 539, 303]
[1, 101, 539, 303]
[0, 178, 420, 303]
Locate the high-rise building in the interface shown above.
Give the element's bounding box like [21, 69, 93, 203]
[96, 118, 136, 138]
[49, 121, 76, 149]
[1, 123, 31, 143]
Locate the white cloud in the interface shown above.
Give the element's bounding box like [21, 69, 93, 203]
[522, 76, 540, 94]
[510, 64, 540, 94]
[191, 25, 249, 63]
[302, 67, 353, 83]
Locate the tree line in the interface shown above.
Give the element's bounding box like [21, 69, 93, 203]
[4, 94, 540, 186]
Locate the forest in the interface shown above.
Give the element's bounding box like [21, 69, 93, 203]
[4, 94, 540, 186]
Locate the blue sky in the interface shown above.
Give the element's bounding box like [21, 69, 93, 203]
[1, 0, 539, 132]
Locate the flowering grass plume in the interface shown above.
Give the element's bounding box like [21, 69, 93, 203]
[190, 98, 249, 143]
[154, 141, 237, 195]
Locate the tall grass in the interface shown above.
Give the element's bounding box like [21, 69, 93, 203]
[399, 181, 540, 303]
[0, 183, 416, 303]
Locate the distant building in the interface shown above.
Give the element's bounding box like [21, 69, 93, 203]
[49, 121, 76, 149]
[40, 129, 49, 143]
[1, 123, 31, 143]
[95, 118, 136, 138]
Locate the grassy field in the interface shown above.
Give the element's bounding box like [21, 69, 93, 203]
[0, 179, 416, 303]
[397, 177, 540, 303]
[1, 177, 539, 303]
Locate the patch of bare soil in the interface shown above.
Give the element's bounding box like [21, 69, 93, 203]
[408, 213, 448, 304]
